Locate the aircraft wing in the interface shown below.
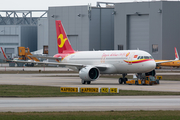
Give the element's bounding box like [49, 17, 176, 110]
[8, 59, 111, 71]
[28, 55, 62, 61]
[9, 60, 85, 67]
[156, 47, 179, 64]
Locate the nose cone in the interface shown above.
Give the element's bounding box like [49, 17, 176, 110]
[145, 60, 156, 72]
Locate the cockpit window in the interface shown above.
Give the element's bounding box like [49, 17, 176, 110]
[149, 56, 153, 59]
[137, 56, 154, 59]
[144, 56, 150, 59]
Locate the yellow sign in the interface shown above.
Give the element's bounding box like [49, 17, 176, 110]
[101, 88, 109, 93]
[60, 87, 79, 93]
[110, 88, 119, 93]
[156, 76, 162, 80]
[81, 88, 99, 93]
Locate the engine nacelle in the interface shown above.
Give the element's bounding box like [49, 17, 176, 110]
[79, 66, 100, 81]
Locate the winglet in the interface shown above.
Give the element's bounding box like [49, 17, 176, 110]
[1, 47, 7, 59]
[175, 47, 179, 60]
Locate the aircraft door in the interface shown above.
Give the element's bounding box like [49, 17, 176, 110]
[128, 52, 135, 65]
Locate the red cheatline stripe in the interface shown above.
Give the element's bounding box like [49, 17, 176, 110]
[124, 59, 154, 64]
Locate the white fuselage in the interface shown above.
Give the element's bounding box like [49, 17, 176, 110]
[61, 50, 156, 74]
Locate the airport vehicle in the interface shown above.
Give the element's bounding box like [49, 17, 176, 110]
[125, 76, 161, 85]
[1, 20, 179, 84]
[1, 47, 39, 67]
[18, 47, 40, 62]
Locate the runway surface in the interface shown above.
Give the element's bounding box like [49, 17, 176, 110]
[0, 74, 180, 92]
[0, 96, 180, 112]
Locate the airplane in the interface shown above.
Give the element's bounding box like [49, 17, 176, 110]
[155, 49, 180, 68]
[1, 20, 179, 84]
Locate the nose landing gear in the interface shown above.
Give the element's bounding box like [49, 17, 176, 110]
[118, 74, 128, 84]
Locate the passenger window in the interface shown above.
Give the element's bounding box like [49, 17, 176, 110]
[137, 56, 140, 59]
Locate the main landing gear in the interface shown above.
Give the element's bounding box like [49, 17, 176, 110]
[81, 80, 91, 84]
[119, 74, 128, 84]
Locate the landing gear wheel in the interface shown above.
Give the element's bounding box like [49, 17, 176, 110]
[87, 81, 91, 84]
[124, 78, 128, 84]
[119, 78, 123, 84]
[81, 80, 86, 84]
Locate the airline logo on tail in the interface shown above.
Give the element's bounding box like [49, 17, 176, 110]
[57, 34, 67, 48]
[56, 20, 74, 54]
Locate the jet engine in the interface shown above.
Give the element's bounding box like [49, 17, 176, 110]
[79, 66, 100, 81]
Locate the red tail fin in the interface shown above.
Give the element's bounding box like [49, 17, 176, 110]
[175, 47, 179, 60]
[1, 47, 7, 59]
[55, 20, 74, 54]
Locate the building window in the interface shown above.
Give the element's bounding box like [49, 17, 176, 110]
[152, 44, 158, 53]
[118, 45, 123, 50]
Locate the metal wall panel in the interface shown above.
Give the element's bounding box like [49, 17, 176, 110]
[48, 6, 89, 56]
[21, 26, 37, 52]
[37, 18, 48, 50]
[114, 2, 163, 59]
[89, 8, 114, 50]
[5, 48, 14, 53]
[127, 15, 149, 51]
[0, 25, 20, 58]
[162, 2, 180, 59]
[89, 8, 100, 50]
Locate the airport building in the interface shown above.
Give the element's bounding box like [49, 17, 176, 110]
[114, 1, 180, 60]
[0, 10, 47, 58]
[1, 1, 180, 60]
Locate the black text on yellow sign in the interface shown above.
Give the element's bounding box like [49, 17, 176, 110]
[81, 88, 99, 93]
[60, 87, 79, 93]
[101, 88, 109, 93]
[110, 88, 119, 93]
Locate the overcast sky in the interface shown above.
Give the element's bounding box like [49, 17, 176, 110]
[0, 0, 153, 10]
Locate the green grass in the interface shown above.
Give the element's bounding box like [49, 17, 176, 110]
[0, 85, 180, 97]
[0, 111, 180, 120]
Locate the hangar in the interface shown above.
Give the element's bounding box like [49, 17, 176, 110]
[114, 1, 180, 60]
[47, 1, 180, 60]
[0, 10, 47, 58]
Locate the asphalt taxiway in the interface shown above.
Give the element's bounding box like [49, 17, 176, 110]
[0, 96, 180, 112]
[0, 74, 180, 92]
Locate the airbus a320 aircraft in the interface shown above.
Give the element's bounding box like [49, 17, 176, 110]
[1, 20, 179, 84]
